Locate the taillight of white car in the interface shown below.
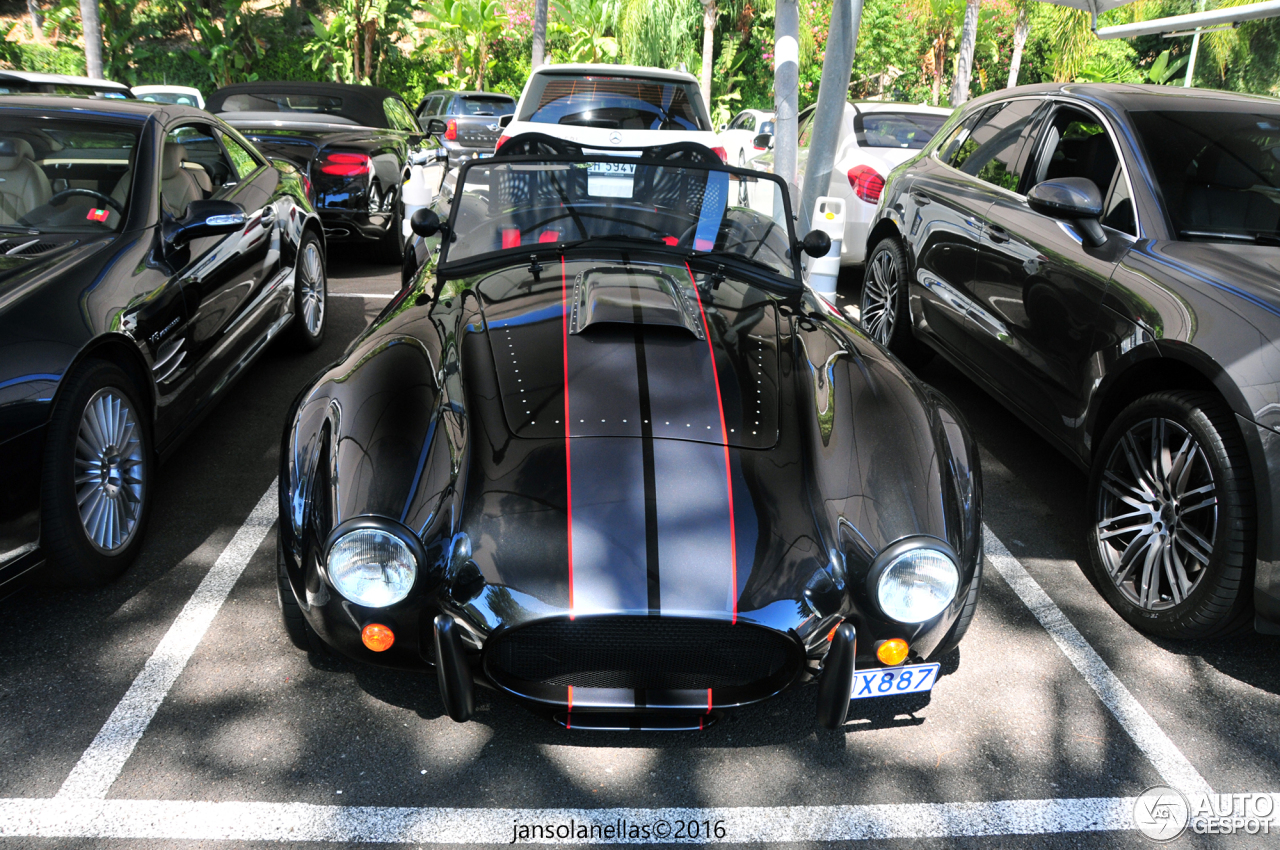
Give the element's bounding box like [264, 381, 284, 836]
[848, 165, 885, 204]
[712, 146, 728, 163]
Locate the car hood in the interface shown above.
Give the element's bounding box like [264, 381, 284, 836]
[1156, 241, 1280, 312]
[0, 236, 111, 308]
[222, 122, 391, 169]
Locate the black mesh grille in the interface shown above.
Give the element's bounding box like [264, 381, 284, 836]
[488, 617, 796, 691]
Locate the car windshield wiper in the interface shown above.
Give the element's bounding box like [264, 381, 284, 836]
[0, 225, 38, 234]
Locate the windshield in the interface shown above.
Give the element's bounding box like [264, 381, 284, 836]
[0, 117, 139, 233]
[453, 96, 514, 116]
[518, 75, 709, 131]
[1131, 108, 1280, 243]
[858, 112, 947, 149]
[138, 91, 200, 107]
[442, 155, 795, 280]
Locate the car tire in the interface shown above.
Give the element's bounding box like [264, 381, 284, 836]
[277, 534, 327, 654]
[288, 232, 327, 351]
[377, 203, 404, 265]
[860, 237, 933, 368]
[1086, 390, 1255, 639]
[40, 360, 153, 587]
[933, 556, 982, 657]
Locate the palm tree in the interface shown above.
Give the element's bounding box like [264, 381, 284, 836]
[550, 0, 618, 63]
[1006, 0, 1030, 88]
[1046, 4, 1094, 81]
[80, 0, 103, 78]
[699, 0, 715, 110]
[532, 0, 549, 67]
[616, 0, 700, 69]
[950, 0, 980, 105]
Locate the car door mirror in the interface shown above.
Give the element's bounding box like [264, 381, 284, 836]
[498, 114, 513, 128]
[718, 123, 727, 133]
[1027, 177, 1107, 247]
[799, 229, 832, 257]
[426, 118, 448, 135]
[753, 132, 773, 151]
[411, 207, 446, 237]
[163, 199, 245, 248]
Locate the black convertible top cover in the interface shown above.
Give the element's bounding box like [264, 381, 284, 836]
[208, 81, 400, 129]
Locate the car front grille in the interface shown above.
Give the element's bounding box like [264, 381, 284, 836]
[486, 616, 798, 691]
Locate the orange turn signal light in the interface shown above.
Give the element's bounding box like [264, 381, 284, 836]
[362, 623, 395, 652]
[876, 638, 909, 666]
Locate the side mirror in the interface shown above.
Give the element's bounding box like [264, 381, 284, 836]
[1027, 177, 1106, 247]
[498, 114, 513, 128]
[800, 229, 832, 257]
[717, 123, 727, 133]
[426, 118, 448, 135]
[411, 207, 445, 237]
[752, 132, 774, 151]
[163, 199, 245, 247]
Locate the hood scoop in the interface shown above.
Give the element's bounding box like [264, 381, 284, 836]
[570, 267, 703, 340]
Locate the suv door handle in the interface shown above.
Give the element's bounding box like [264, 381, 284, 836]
[909, 191, 931, 206]
[986, 224, 1010, 244]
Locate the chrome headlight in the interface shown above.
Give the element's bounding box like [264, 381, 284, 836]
[871, 539, 960, 624]
[326, 524, 418, 607]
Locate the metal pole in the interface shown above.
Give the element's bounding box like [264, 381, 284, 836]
[1095, 0, 1280, 38]
[798, 0, 863, 235]
[531, 0, 549, 69]
[1185, 0, 1206, 87]
[774, 0, 800, 204]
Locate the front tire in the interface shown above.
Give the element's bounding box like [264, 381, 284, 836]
[860, 237, 933, 368]
[1086, 391, 1255, 638]
[277, 534, 326, 653]
[288, 232, 327, 351]
[40, 360, 152, 587]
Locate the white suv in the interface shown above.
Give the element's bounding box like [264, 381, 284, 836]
[498, 64, 725, 160]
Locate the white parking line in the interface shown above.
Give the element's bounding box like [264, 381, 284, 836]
[982, 525, 1214, 800]
[0, 796, 1146, 842]
[330, 292, 397, 299]
[7, 489, 1226, 842]
[55, 482, 279, 800]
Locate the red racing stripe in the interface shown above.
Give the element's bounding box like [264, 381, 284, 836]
[562, 256, 575, 619]
[686, 263, 739, 624]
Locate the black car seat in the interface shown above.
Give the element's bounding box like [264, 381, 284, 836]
[160, 144, 203, 217]
[0, 139, 52, 225]
[1183, 145, 1280, 235]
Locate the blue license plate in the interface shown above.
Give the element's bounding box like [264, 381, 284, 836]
[850, 662, 940, 700]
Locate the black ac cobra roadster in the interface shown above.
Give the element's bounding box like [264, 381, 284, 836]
[277, 136, 983, 730]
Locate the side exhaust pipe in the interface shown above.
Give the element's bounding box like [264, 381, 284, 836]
[816, 622, 856, 730]
[433, 614, 475, 722]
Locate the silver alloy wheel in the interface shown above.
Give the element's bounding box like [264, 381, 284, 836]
[861, 248, 898, 344]
[1094, 417, 1218, 610]
[74, 388, 145, 553]
[298, 241, 325, 337]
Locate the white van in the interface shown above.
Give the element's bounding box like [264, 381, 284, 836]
[498, 64, 725, 160]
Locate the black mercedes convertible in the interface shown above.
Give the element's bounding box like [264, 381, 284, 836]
[0, 97, 326, 592]
[209, 81, 443, 263]
[277, 136, 982, 730]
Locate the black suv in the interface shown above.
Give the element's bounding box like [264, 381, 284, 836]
[414, 90, 514, 166]
[864, 82, 1280, 639]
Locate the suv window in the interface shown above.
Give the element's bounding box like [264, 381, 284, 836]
[948, 99, 1040, 191]
[1030, 106, 1134, 236]
[742, 114, 756, 132]
[518, 73, 709, 131]
[450, 95, 514, 116]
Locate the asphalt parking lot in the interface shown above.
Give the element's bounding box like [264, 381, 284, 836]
[0, 256, 1277, 850]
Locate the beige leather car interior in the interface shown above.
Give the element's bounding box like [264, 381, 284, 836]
[0, 138, 52, 225]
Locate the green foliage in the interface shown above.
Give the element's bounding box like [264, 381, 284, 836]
[416, 0, 509, 89]
[191, 0, 267, 88]
[549, 0, 618, 63]
[615, 0, 700, 70]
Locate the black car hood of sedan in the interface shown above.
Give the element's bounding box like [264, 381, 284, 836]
[0, 235, 109, 306]
[479, 261, 779, 449]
